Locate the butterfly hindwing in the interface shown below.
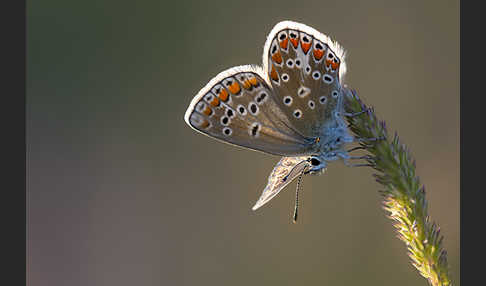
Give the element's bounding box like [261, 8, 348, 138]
[252, 156, 310, 211]
[263, 21, 347, 138]
[185, 66, 314, 156]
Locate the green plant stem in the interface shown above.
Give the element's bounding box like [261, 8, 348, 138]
[343, 88, 452, 286]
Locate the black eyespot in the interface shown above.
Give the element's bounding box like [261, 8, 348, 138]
[295, 59, 301, 66]
[282, 74, 289, 81]
[224, 128, 231, 135]
[251, 125, 258, 136]
[328, 53, 334, 59]
[272, 45, 277, 54]
[222, 117, 229, 125]
[226, 80, 232, 86]
[290, 32, 297, 38]
[316, 43, 323, 50]
[303, 36, 309, 43]
[279, 33, 286, 40]
[323, 75, 333, 83]
[313, 71, 320, 79]
[284, 97, 291, 104]
[336, 137, 341, 143]
[250, 103, 258, 114]
[238, 106, 246, 114]
[311, 158, 320, 166]
[226, 109, 234, 118]
[305, 66, 310, 72]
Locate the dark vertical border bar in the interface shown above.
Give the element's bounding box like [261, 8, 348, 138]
[1, 0, 26, 285]
[459, 0, 463, 284]
[461, 1, 482, 286]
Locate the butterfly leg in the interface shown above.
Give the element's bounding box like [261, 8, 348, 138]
[355, 136, 386, 143]
[348, 155, 374, 160]
[342, 153, 375, 168]
[342, 108, 369, 118]
[349, 163, 375, 168]
[346, 145, 366, 153]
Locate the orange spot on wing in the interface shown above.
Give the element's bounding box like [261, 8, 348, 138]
[325, 59, 332, 68]
[218, 89, 229, 102]
[242, 80, 252, 89]
[271, 52, 282, 64]
[228, 81, 241, 94]
[301, 42, 311, 54]
[248, 77, 258, 86]
[209, 96, 220, 107]
[290, 38, 299, 48]
[270, 65, 279, 81]
[279, 38, 288, 50]
[331, 61, 340, 70]
[202, 106, 213, 116]
[313, 49, 324, 60]
[200, 120, 210, 129]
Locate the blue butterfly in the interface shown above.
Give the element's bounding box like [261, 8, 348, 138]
[185, 21, 357, 222]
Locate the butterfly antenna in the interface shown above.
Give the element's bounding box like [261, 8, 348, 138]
[292, 169, 305, 224]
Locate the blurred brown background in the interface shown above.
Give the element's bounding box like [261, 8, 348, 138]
[27, 0, 459, 285]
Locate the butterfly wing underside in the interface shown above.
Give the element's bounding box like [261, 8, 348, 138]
[185, 65, 314, 156]
[263, 21, 347, 138]
[252, 156, 310, 211]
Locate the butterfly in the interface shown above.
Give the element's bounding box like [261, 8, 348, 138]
[184, 21, 357, 222]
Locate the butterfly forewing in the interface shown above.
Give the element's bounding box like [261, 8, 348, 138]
[263, 21, 347, 138]
[185, 66, 314, 156]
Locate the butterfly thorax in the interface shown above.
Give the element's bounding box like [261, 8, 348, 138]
[307, 115, 353, 174]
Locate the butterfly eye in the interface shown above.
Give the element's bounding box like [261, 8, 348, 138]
[310, 158, 321, 166]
